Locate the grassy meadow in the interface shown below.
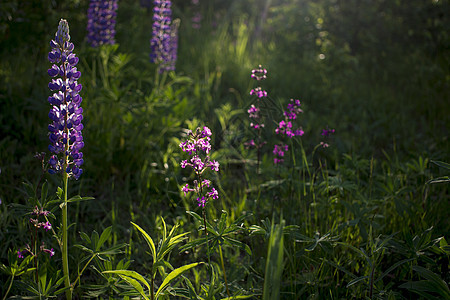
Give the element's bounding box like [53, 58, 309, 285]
[0, 0, 449, 299]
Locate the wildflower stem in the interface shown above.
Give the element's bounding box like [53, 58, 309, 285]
[33, 225, 38, 284]
[71, 253, 97, 290]
[62, 171, 72, 300]
[151, 275, 155, 300]
[2, 276, 14, 300]
[202, 205, 211, 265]
[218, 243, 231, 298]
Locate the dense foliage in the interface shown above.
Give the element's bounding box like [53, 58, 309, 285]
[0, 0, 449, 299]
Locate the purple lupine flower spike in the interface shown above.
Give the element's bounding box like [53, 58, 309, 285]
[150, 0, 179, 72]
[86, 0, 118, 47]
[48, 19, 84, 180]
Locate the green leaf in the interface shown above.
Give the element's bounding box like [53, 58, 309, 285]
[41, 181, 48, 202]
[430, 160, 450, 170]
[67, 195, 95, 203]
[263, 219, 284, 300]
[223, 237, 252, 256]
[179, 237, 208, 252]
[426, 176, 450, 184]
[132, 222, 157, 264]
[155, 262, 200, 298]
[346, 275, 368, 288]
[98, 243, 127, 256]
[220, 295, 256, 300]
[104, 270, 151, 296]
[375, 258, 415, 284]
[97, 226, 112, 251]
[186, 211, 204, 223]
[118, 274, 150, 300]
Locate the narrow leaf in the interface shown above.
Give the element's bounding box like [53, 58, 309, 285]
[131, 222, 156, 263]
[155, 262, 200, 298]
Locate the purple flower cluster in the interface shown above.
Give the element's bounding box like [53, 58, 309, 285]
[18, 206, 55, 259]
[150, 0, 178, 72]
[18, 244, 55, 259]
[47, 19, 84, 180]
[320, 126, 335, 148]
[29, 206, 52, 231]
[245, 65, 268, 150]
[273, 144, 289, 165]
[180, 127, 219, 207]
[251, 65, 267, 80]
[275, 99, 304, 138]
[86, 0, 118, 47]
[273, 99, 304, 165]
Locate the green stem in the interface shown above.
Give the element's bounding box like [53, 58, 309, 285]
[150, 275, 155, 300]
[71, 253, 97, 290]
[218, 244, 231, 298]
[2, 276, 14, 300]
[62, 172, 72, 300]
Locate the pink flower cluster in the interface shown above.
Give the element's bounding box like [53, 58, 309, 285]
[180, 127, 219, 207]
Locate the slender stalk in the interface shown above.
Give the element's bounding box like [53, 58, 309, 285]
[62, 172, 71, 300]
[2, 276, 14, 300]
[218, 244, 231, 298]
[71, 253, 97, 290]
[150, 275, 155, 300]
[197, 173, 211, 266]
[34, 226, 38, 284]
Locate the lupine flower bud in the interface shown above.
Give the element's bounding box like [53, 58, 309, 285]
[86, 0, 118, 47]
[56, 19, 70, 45]
[47, 19, 84, 180]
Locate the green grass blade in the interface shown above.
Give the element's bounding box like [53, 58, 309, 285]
[262, 219, 284, 300]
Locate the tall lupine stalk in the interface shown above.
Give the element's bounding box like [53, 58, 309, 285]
[86, 0, 118, 47]
[150, 0, 179, 73]
[246, 65, 268, 173]
[47, 19, 84, 300]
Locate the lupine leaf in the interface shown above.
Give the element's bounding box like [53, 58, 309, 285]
[104, 270, 151, 295]
[117, 274, 150, 300]
[155, 262, 200, 298]
[375, 258, 415, 284]
[96, 226, 112, 251]
[131, 222, 156, 264]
